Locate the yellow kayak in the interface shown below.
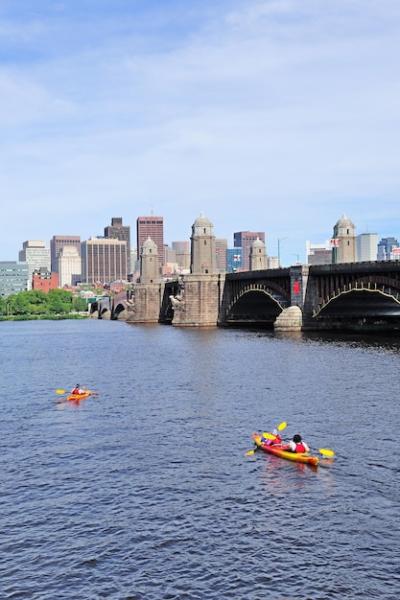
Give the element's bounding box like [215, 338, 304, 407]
[252, 433, 319, 466]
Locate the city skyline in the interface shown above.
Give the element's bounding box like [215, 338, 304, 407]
[1, 1, 400, 264]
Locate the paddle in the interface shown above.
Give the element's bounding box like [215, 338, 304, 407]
[245, 421, 288, 456]
[318, 448, 335, 457]
[55, 388, 67, 395]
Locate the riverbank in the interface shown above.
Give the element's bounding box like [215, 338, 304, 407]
[0, 313, 89, 322]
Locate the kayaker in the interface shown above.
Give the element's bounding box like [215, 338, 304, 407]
[262, 428, 282, 446]
[71, 384, 84, 395]
[286, 434, 310, 453]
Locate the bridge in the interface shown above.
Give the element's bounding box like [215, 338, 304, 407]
[95, 260, 400, 332]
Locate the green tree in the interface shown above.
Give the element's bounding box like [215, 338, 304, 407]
[48, 289, 73, 314]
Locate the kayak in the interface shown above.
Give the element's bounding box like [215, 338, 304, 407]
[252, 433, 319, 467]
[67, 391, 92, 402]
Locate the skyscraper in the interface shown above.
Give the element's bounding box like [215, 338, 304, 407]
[81, 238, 128, 284]
[58, 246, 82, 287]
[215, 239, 228, 273]
[50, 236, 81, 272]
[104, 218, 131, 272]
[377, 237, 399, 260]
[356, 233, 378, 262]
[171, 241, 190, 271]
[0, 262, 29, 296]
[137, 216, 164, 268]
[234, 231, 265, 271]
[19, 240, 51, 289]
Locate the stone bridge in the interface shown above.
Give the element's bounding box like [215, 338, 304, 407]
[95, 261, 400, 332]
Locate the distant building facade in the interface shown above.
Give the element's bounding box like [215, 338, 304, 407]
[332, 216, 356, 264]
[356, 233, 378, 262]
[19, 240, 51, 289]
[0, 262, 29, 296]
[137, 216, 164, 269]
[306, 241, 332, 265]
[32, 269, 59, 293]
[226, 248, 243, 273]
[377, 237, 399, 261]
[215, 239, 228, 273]
[234, 231, 265, 271]
[104, 218, 131, 272]
[50, 236, 81, 272]
[81, 238, 128, 284]
[190, 215, 216, 275]
[58, 246, 82, 287]
[172, 241, 190, 271]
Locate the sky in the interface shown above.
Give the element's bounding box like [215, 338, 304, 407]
[1, 0, 400, 265]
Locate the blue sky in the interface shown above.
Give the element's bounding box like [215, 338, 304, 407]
[1, 0, 399, 264]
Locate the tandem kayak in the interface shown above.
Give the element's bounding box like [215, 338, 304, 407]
[67, 391, 92, 402]
[252, 433, 319, 467]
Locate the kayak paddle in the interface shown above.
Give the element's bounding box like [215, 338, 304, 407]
[318, 448, 335, 457]
[55, 388, 67, 395]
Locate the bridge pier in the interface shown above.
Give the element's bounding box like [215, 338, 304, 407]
[125, 283, 163, 324]
[172, 274, 225, 327]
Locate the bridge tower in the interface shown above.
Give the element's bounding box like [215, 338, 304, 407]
[140, 237, 160, 284]
[190, 215, 217, 274]
[250, 237, 267, 270]
[332, 215, 356, 263]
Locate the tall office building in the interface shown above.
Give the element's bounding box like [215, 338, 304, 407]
[377, 237, 399, 261]
[104, 218, 131, 272]
[51, 236, 81, 272]
[58, 246, 82, 287]
[137, 216, 164, 268]
[81, 238, 128, 284]
[234, 231, 265, 271]
[0, 262, 29, 296]
[356, 233, 378, 262]
[19, 240, 51, 289]
[215, 239, 228, 273]
[172, 241, 190, 271]
[331, 216, 356, 264]
[226, 248, 243, 272]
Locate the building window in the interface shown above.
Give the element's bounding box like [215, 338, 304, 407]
[204, 240, 207, 245]
[347, 241, 350, 246]
[347, 229, 349, 234]
[205, 269, 208, 273]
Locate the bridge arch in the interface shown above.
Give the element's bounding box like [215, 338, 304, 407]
[314, 277, 400, 317]
[224, 284, 287, 326]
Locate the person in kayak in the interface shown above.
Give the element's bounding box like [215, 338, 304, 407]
[286, 434, 310, 453]
[71, 384, 85, 395]
[262, 428, 283, 446]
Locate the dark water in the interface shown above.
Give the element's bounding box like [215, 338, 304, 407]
[0, 320, 399, 600]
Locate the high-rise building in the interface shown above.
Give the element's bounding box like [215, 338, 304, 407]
[190, 215, 216, 274]
[0, 262, 29, 296]
[104, 218, 131, 272]
[331, 216, 356, 264]
[51, 236, 81, 272]
[234, 231, 265, 271]
[215, 239, 228, 273]
[356, 233, 378, 262]
[226, 248, 243, 272]
[377, 237, 399, 261]
[58, 246, 82, 287]
[81, 238, 128, 284]
[306, 241, 332, 265]
[137, 216, 164, 268]
[19, 240, 51, 289]
[172, 241, 190, 271]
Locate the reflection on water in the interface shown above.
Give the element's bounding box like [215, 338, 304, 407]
[0, 320, 399, 600]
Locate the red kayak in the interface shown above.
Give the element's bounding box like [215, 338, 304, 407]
[253, 433, 319, 467]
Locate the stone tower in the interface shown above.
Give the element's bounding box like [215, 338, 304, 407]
[140, 237, 160, 283]
[332, 215, 356, 264]
[250, 237, 267, 270]
[190, 215, 217, 274]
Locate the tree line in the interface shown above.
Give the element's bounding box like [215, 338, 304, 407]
[0, 289, 88, 319]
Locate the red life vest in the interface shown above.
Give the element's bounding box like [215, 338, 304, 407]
[294, 442, 307, 453]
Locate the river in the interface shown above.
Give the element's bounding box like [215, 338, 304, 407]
[0, 320, 399, 599]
